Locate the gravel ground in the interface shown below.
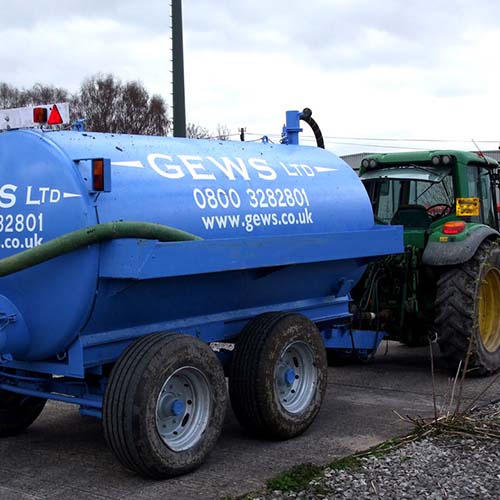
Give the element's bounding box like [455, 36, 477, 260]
[251, 402, 500, 500]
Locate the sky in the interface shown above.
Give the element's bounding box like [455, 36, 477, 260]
[1, 0, 500, 155]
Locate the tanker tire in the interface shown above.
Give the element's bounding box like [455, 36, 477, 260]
[435, 238, 500, 376]
[229, 312, 327, 439]
[0, 391, 46, 437]
[103, 333, 227, 479]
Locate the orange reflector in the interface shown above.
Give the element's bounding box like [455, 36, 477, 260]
[456, 197, 480, 217]
[47, 104, 63, 125]
[92, 159, 105, 191]
[442, 221, 466, 235]
[33, 107, 48, 123]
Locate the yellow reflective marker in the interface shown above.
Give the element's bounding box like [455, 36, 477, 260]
[439, 236, 449, 242]
[456, 197, 480, 217]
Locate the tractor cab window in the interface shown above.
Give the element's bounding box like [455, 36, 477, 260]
[467, 165, 496, 227]
[371, 179, 401, 223]
[362, 166, 454, 226]
[480, 168, 495, 227]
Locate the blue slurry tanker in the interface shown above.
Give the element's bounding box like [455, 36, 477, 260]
[0, 107, 402, 478]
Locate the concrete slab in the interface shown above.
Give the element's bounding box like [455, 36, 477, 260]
[0, 343, 498, 500]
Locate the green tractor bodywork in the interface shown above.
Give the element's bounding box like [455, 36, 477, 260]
[355, 150, 500, 374]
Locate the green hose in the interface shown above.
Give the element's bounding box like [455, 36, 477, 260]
[0, 221, 201, 278]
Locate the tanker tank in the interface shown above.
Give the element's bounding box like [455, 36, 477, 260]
[0, 108, 403, 478]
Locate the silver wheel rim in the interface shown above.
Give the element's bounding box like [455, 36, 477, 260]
[274, 341, 317, 413]
[155, 366, 211, 452]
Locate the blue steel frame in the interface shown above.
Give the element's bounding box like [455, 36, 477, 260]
[323, 328, 386, 358]
[0, 225, 402, 418]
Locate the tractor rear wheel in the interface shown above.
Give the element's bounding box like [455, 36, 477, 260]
[435, 239, 500, 376]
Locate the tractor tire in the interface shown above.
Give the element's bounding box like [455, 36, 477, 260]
[0, 390, 46, 437]
[435, 238, 500, 376]
[103, 333, 227, 479]
[229, 312, 327, 439]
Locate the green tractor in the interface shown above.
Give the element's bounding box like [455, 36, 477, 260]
[355, 150, 500, 375]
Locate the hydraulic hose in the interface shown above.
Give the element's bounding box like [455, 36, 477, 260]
[299, 108, 325, 149]
[0, 221, 201, 278]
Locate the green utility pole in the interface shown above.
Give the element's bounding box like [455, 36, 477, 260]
[172, 0, 186, 137]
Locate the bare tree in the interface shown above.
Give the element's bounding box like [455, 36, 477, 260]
[72, 74, 119, 132]
[0, 77, 231, 140]
[72, 74, 170, 135]
[0, 82, 71, 109]
[186, 122, 231, 140]
[186, 123, 210, 139]
[24, 83, 71, 107]
[145, 95, 170, 136]
[0, 83, 21, 108]
[215, 124, 230, 140]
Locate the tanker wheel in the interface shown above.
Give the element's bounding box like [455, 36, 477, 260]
[0, 390, 46, 437]
[103, 332, 227, 479]
[435, 239, 500, 376]
[229, 312, 327, 439]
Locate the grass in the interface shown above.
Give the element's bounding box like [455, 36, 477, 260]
[266, 463, 324, 492]
[263, 434, 411, 495]
[328, 455, 362, 471]
[217, 497, 254, 500]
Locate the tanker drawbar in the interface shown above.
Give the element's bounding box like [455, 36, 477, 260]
[0, 108, 403, 478]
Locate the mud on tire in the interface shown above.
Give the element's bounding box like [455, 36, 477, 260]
[103, 332, 227, 478]
[229, 312, 327, 439]
[435, 238, 500, 376]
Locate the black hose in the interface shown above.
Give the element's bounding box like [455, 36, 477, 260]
[299, 108, 325, 149]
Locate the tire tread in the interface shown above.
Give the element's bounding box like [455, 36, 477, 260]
[435, 238, 500, 375]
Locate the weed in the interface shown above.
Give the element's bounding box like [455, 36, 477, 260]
[328, 455, 362, 471]
[266, 463, 323, 492]
[392, 339, 500, 441]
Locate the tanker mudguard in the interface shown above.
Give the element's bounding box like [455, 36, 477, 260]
[0, 109, 403, 478]
[422, 225, 499, 266]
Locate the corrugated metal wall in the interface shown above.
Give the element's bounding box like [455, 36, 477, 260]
[339, 152, 371, 171]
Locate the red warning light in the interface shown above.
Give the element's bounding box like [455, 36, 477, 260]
[47, 104, 63, 125]
[33, 107, 48, 123]
[442, 221, 466, 235]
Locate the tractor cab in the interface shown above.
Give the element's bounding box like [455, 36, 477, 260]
[360, 151, 500, 244]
